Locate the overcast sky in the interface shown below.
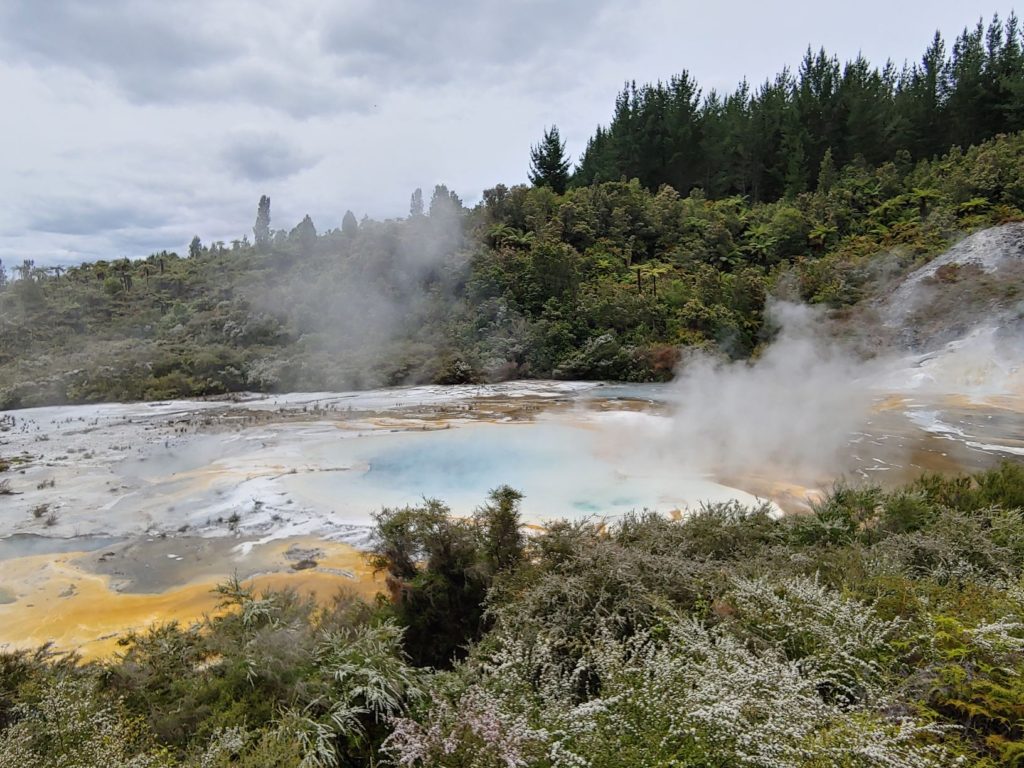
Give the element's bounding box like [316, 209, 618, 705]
[0, 0, 1013, 267]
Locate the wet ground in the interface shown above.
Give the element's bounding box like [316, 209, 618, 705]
[0, 535, 379, 658]
[1, 375, 1021, 657]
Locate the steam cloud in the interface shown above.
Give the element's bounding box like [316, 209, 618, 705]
[243, 195, 469, 390]
[665, 300, 878, 481]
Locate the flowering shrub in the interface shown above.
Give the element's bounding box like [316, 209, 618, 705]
[384, 686, 549, 768]
[0, 676, 172, 768]
[385, 618, 951, 767]
[725, 575, 902, 706]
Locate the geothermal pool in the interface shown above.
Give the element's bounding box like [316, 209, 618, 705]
[1, 360, 1022, 656]
[0, 382, 767, 544]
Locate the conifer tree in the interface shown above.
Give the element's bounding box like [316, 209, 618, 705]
[529, 125, 571, 194]
[253, 195, 271, 249]
[342, 209, 358, 235]
[568, 19, 1024, 200]
[409, 188, 424, 217]
[290, 214, 317, 252]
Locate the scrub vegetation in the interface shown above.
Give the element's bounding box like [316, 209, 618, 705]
[3, 466, 1024, 766]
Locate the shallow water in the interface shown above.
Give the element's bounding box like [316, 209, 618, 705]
[1, 379, 1020, 539]
[277, 417, 759, 523]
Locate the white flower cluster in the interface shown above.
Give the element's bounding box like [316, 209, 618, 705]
[197, 727, 249, 768]
[383, 610, 950, 767]
[383, 686, 549, 768]
[726, 574, 902, 706]
[0, 676, 169, 768]
[963, 618, 1024, 655]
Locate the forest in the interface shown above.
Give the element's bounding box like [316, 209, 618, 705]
[571, 14, 1024, 199]
[1, 128, 1022, 409]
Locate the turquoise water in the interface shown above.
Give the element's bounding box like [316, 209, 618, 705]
[278, 418, 760, 523]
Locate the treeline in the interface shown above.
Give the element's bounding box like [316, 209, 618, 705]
[4, 14, 1024, 407]
[2, 129, 1024, 408]
[469, 129, 1024, 378]
[3, 465, 1024, 765]
[574, 14, 1024, 201]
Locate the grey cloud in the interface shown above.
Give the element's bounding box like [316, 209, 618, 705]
[0, 0, 1001, 268]
[0, 0, 369, 118]
[322, 0, 604, 86]
[221, 132, 320, 182]
[213, 65, 377, 119]
[0, 0, 607, 117]
[0, 1, 235, 92]
[28, 201, 167, 236]
[109, 228, 194, 257]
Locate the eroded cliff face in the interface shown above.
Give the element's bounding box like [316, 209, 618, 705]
[876, 223, 1024, 349]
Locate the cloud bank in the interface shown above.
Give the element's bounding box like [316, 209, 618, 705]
[0, 0, 1005, 266]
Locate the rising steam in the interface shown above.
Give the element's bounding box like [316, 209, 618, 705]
[665, 300, 878, 481]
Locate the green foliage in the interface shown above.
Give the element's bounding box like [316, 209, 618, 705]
[91, 579, 419, 767]
[368, 488, 526, 668]
[528, 125, 570, 195]
[4, 123, 1024, 405]
[0, 672, 173, 767]
[290, 215, 317, 251]
[572, 15, 1024, 202]
[3, 465, 1024, 765]
[392, 464, 1024, 766]
[474, 485, 525, 576]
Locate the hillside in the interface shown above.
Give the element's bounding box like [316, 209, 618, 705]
[2, 130, 1024, 409]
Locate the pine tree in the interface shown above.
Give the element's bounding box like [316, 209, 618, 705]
[573, 126, 613, 186]
[188, 235, 202, 259]
[996, 13, 1024, 132]
[290, 215, 317, 252]
[529, 125, 571, 194]
[905, 32, 950, 157]
[409, 188, 424, 217]
[342, 209, 358, 235]
[253, 195, 271, 249]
